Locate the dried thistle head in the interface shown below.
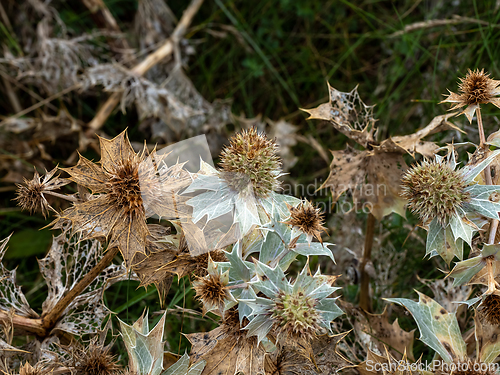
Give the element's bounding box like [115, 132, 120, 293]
[478, 293, 500, 325]
[18, 362, 50, 375]
[193, 256, 233, 316]
[71, 337, 121, 375]
[15, 167, 69, 218]
[401, 159, 471, 225]
[441, 69, 500, 122]
[219, 127, 282, 198]
[284, 200, 327, 244]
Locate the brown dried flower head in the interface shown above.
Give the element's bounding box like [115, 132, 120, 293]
[193, 256, 232, 316]
[71, 337, 121, 375]
[401, 159, 471, 225]
[58, 131, 154, 266]
[478, 293, 500, 325]
[441, 69, 500, 123]
[219, 127, 282, 198]
[15, 167, 69, 218]
[284, 200, 327, 244]
[18, 362, 50, 375]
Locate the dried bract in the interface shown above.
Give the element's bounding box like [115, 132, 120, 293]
[71, 337, 121, 375]
[441, 69, 500, 123]
[478, 293, 500, 325]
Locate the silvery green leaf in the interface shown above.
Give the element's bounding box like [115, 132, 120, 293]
[487, 130, 500, 148]
[253, 261, 290, 297]
[234, 194, 261, 236]
[426, 219, 462, 264]
[464, 199, 500, 220]
[199, 158, 218, 175]
[260, 192, 301, 220]
[226, 245, 251, 282]
[163, 352, 206, 375]
[293, 242, 335, 263]
[186, 187, 236, 223]
[260, 216, 292, 244]
[163, 353, 189, 375]
[243, 313, 274, 344]
[316, 298, 344, 332]
[449, 212, 474, 247]
[183, 174, 222, 194]
[259, 231, 286, 267]
[453, 297, 481, 308]
[385, 292, 466, 363]
[234, 287, 257, 322]
[462, 149, 500, 182]
[448, 256, 484, 286]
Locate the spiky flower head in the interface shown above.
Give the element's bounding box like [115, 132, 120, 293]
[71, 337, 121, 375]
[219, 127, 282, 198]
[19, 362, 51, 375]
[478, 292, 500, 325]
[243, 261, 343, 344]
[284, 200, 327, 244]
[401, 159, 471, 225]
[15, 167, 69, 218]
[193, 255, 233, 317]
[441, 69, 500, 123]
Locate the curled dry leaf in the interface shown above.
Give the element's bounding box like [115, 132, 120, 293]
[354, 308, 415, 361]
[186, 310, 266, 375]
[304, 84, 463, 220]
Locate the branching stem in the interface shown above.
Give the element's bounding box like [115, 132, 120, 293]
[41, 246, 120, 332]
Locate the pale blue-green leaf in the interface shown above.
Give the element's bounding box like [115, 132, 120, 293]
[316, 298, 344, 332]
[259, 231, 286, 266]
[234, 194, 261, 236]
[226, 245, 251, 281]
[183, 174, 222, 194]
[199, 159, 218, 175]
[135, 334, 155, 375]
[385, 293, 466, 363]
[448, 256, 484, 286]
[244, 313, 274, 344]
[426, 219, 461, 265]
[260, 192, 301, 221]
[487, 130, 500, 148]
[293, 242, 335, 263]
[453, 297, 481, 308]
[186, 188, 236, 223]
[163, 352, 189, 375]
[464, 199, 500, 220]
[260, 217, 292, 244]
[449, 212, 474, 247]
[234, 287, 257, 322]
[187, 359, 207, 375]
[462, 149, 500, 182]
[253, 261, 290, 297]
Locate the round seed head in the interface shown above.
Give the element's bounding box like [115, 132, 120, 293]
[401, 160, 471, 225]
[272, 291, 322, 341]
[458, 69, 499, 106]
[479, 293, 500, 325]
[71, 338, 121, 375]
[219, 128, 282, 198]
[105, 159, 144, 215]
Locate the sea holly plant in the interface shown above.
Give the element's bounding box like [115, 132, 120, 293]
[401, 147, 500, 264]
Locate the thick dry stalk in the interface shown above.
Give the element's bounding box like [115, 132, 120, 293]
[477, 107, 499, 244]
[359, 213, 375, 312]
[80, 0, 136, 65]
[0, 310, 45, 336]
[41, 246, 120, 332]
[86, 0, 204, 134]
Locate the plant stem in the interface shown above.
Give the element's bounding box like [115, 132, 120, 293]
[477, 107, 499, 245]
[359, 213, 375, 312]
[44, 190, 79, 203]
[86, 0, 205, 135]
[41, 246, 119, 332]
[0, 311, 45, 336]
